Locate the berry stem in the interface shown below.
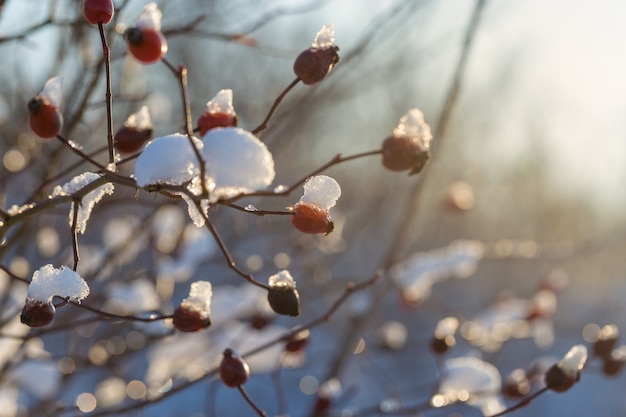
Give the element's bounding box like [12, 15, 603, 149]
[237, 385, 268, 417]
[69, 301, 173, 322]
[70, 200, 80, 271]
[225, 203, 293, 216]
[251, 77, 300, 136]
[56, 134, 107, 170]
[98, 22, 115, 165]
[487, 387, 549, 417]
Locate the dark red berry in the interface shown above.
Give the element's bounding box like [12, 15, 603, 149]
[219, 349, 250, 388]
[20, 300, 56, 328]
[544, 363, 576, 393]
[381, 135, 430, 174]
[197, 112, 237, 137]
[125, 27, 168, 64]
[83, 0, 114, 25]
[602, 348, 626, 377]
[172, 305, 211, 332]
[503, 369, 531, 397]
[293, 47, 339, 85]
[291, 203, 334, 235]
[114, 126, 153, 154]
[285, 329, 310, 353]
[430, 335, 455, 355]
[28, 98, 63, 139]
[267, 287, 300, 317]
[593, 324, 619, 360]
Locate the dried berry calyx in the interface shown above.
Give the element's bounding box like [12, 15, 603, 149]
[291, 203, 334, 235]
[293, 24, 339, 85]
[20, 299, 56, 328]
[219, 348, 250, 387]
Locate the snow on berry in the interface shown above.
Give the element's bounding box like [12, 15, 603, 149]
[135, 2, 162, 31]
[124, 105, 152, 131]
[38, 76, 63, 108]
[173, 281, 212, 332]
[558, 344, 588, 378]
[393, 108, 432, 150]
[134, 133, 202, 187]
[311, 24, 336, 49]
[27, 264, 89, 303]
[51, 172, 114, 234]
[204, 89, 235, 117]
[201, 127, 275, 201]
[298, 175, 341, 209]
[268, 270, 296, 290]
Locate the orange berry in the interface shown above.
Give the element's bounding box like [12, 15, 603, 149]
[28, 98, 63, 139]
[291, 203, 334, 235]
[125, 27, 168, 64]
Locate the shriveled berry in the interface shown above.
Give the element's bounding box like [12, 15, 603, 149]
[267, 287, 300, 317]
[381, 135, 430, 174]
[125, 27, 168, 64]
[293, 46, 339, 85]
[20, 300, 56, 328]
[28, 98, 62, 139]
[83, 0, 114, 25]
[291, 203, 334, 235]
[219, 349, 250, 388]
[285, 329, 310, 353]
[114, 126, 153, 154]
[197, 113, 237, 136]
[172, 305, 211, 332]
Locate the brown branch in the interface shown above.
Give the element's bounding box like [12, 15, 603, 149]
[98, 22, 115, 165]
[252, 77, 301, 135]
[56, 135, 107, 170]
[70, 200, 80, 271]
[487, 387, 550, 417]
[238, 385, 268, 417]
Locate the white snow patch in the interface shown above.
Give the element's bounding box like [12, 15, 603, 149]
[52, 172, 114, 234]
[180, 281, 212, 318]
[205, 89, 235, 116]
[39, 76, 63, 107]
[201, 127, 275, 199]
[558, 344, 587, 378]
[27, 265, 89, 303]
[312, 24, 336, 49]
[135, 2, 162, 31]
[268, 270, 296, 290]
[298, 175, 341, 209]
[438, 356, 505, 416]
[124, 105, 152, 130]
[393, 108, 432, 150]
[134, 134, 202, 187]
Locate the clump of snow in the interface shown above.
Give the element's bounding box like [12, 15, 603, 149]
[298, 175, 341, 209]
[268, 270, 296, 290]
[39, 76, 63, 107]
[180, 281, 212, 318]
[392, 240, 484, 304]
[437, 356, 505, 416]
[179, 193, 208, 227]
[52, 172, 114, 234]
[124, 105, 152, 130]
[392, 108, 432, 151]
[311, 24, 335, 49]
[558, 344, 587, 377]
[134, 134, 202, 187]
[135, 2, 162, 30]
[205, 89, 235, 116]
[201, 127, 275, 199]
[27, 265, 89, 303]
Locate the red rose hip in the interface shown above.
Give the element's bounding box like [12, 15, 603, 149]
[219, 349, 250, 387]
[83, 0, 114, 25]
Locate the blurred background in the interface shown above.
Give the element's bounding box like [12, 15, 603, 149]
[0, 0, 625, 416]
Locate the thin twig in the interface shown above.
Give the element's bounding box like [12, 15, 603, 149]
[487, 387, 550, 417]
[69, 301, 173, 322]
[56, 135, 106, 170]
[98, 22, 115, 165]
[225, 203, 293, 216]
[237, 385, 268, 417]
[70, 200, 80, 271]
[251, 77, 301, 135]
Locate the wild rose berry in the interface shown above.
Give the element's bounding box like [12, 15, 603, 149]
[219, 349, 250, 387]
[267, 270, 300, 316]
[83, 0, 114, 25]
[592, 324, 619, 359]
[172, 281, 212, 332]
[382, 109, 432, 175]
[285, 329, 310, 353]
[20, 299, 56, 328]
[502, 368, 531, 397]
[602, 347, 626, 377]
[28, 76, 63, 139]
[293, 24, 339, 85]
[114, 106, 153, 154]
[197, 89, 237, 136]
[172, 305, 211, 332]
[545, 344, 587, 393]
[291, 203, 334, 235]
[125, 3, 167, 64]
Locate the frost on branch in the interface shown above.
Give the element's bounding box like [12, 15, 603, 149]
[201, 127, 275, 201]
[311, 24, 336, 49]
[434, 356, 505, 416]
[391, 240, 484, 306]
[51, 172, 114, 234]
[134, 134, 202, 187]
[38, 76, 63, 107]
[135, 2, 162, 30]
